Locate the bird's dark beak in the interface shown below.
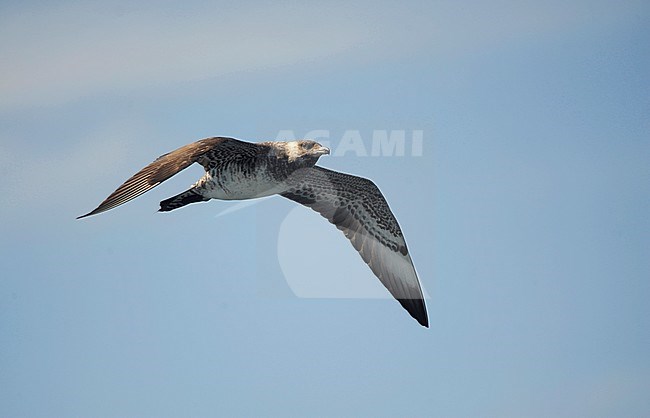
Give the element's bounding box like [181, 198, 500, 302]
[315, 146, 330, 156]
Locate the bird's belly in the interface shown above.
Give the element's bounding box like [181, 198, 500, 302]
[202, 171, 284, 200]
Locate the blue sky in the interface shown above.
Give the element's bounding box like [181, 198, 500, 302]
[1, 1, 649, 416]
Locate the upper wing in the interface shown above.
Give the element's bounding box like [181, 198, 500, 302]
[78, 137, 235, 218]
[281, 166, 428, 327]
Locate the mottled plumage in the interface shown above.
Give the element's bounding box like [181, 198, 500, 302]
[79, 137, 428, 327]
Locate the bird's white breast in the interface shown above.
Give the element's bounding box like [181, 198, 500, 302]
[200, 164, 286, 200]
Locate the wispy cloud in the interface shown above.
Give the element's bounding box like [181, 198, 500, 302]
[213, 196, 273, 219]
[0, 120, 148, 215]
[0, 2, 375, 109]
[1, 1, 644, 110]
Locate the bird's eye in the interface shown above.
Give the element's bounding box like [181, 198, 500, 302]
[302, 142, 315, 150]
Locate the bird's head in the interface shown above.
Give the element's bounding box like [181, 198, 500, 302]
[275, 140, 330, 165]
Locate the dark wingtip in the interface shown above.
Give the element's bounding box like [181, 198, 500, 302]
[77, 206, 104, 219]
[411, 307, 429, 328]
[416, 306, 429, 328]
[399, 298, 429, 328]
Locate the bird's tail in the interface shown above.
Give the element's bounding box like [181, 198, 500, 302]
[159, 189, 209, 212]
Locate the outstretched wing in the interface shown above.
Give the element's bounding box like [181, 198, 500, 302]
[281, 166, 428, 327]
[78, 137, 236, 218]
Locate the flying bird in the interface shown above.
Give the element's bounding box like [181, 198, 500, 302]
[79, 137, 428, 327]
